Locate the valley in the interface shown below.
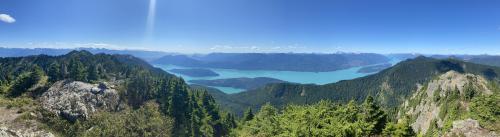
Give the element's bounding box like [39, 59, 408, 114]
[157, 56, 401, 93]
[3, 1, 499, 136]
[0, 51, 499, 137]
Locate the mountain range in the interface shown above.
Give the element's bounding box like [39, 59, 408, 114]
[151, 53, 390, 72]
[0, 47, 173, 61]
[0, 49, 499, 136]
[205, 56, 500, 136]
[213, 56, 500, 112]
[0, 51, 235, 136]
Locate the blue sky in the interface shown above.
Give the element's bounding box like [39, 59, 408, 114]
[0, 0, 499, 54]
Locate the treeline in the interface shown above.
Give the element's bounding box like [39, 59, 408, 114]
[233, 96, 415, 137]
[0, 51, 236, 136]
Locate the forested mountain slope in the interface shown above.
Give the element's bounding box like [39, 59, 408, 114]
[429, 54, 500, 68]
[0, 51, 235, 136]
[222, 57, 500, 136]
[467, 56, 500, 67]
[152, 53, 389, 72]
[219, 57, 500, 114]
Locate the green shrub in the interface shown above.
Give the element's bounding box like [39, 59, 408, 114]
[470, 94, 500, 131]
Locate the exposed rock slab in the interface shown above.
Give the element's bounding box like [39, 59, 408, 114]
[0, 107, 54, 137]
[0, 126, 55, 137]
[405, 71, 491, 133]
[444, 119, 498, 137]
[40, 80, 120, 121]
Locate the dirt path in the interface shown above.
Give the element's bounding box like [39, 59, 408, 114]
[0, 107, 55, 137]
[0, 107, 21, 125]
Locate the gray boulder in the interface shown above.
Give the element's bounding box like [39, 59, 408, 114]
[40, 80, 120, 121]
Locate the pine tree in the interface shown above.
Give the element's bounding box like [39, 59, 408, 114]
[253, 103, 280, 136]
[394, 116, 416, 137]
[88, 65, 100, 82]
[68, 59, 88, 82]
[47, 62, 62, 82]
[361, 96, 388, 135]
[242, 108, 254, 122]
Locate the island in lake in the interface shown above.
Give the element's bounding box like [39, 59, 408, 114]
[189, 77, 288, 90]
[357, 63, 392, 73]
[169, 68, 220, 77]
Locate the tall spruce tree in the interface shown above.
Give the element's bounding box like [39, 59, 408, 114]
[361, 96, 388, 135]
[242, 108, 254, 122]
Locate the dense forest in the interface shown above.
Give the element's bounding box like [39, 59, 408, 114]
[0, 51, 235, 136]
[216, 57, 500, 115]
[357, 63, 392, 73]
[202, 56, 500, 136]
[1, 51, 499, 136]
[233, 96, 415, 137]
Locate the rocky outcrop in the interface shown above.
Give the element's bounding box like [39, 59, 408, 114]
[0, 107, 55, 137]
[444, 119, 498, 137]
[403, 71, 492, 134]
[0, 126, 55, 137]
[40, 80, 120, 121]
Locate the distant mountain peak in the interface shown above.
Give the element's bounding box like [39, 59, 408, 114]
[66, 50, 93, 56]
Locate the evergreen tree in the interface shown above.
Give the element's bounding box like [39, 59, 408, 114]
[87, 65, 100, 82]
[393, 117, 416, 137]
[242, 108, 254, 122]
[250, 103, 280, 136]
[361, 96, 387, 135]
[221, 112, 237, 134]
[9, 65, 46, 97]
[236, 100, 395, 137]
[47, 62, 63, 82]
[0, 51, 235, 137]
[68, 59, 88, 82]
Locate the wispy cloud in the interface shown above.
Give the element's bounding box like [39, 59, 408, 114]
[0, 14, 15, 23]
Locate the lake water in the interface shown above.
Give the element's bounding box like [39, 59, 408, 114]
[155, 58, 401, 94]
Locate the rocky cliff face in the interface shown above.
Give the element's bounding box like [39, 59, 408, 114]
[40, 80, 120, 122]
[401, 71, 498, 136]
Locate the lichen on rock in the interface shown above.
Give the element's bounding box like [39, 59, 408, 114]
[444, 119, 498, 137]
[40, 80, 120, 122]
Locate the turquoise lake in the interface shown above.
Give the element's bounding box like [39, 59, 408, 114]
[155, 58, 401, 94]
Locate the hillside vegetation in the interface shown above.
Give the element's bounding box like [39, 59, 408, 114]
[220, 57, 500, 113]
[211, 56, 500, 136]
[1, 51, 500, 137]
[0, 51, 236, 137]
[233, 97, 415, 137]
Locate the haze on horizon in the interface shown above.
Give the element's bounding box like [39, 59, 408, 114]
[1, 0, 500, 54]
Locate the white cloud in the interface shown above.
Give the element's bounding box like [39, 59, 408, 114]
[0, 14, 15, 23]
